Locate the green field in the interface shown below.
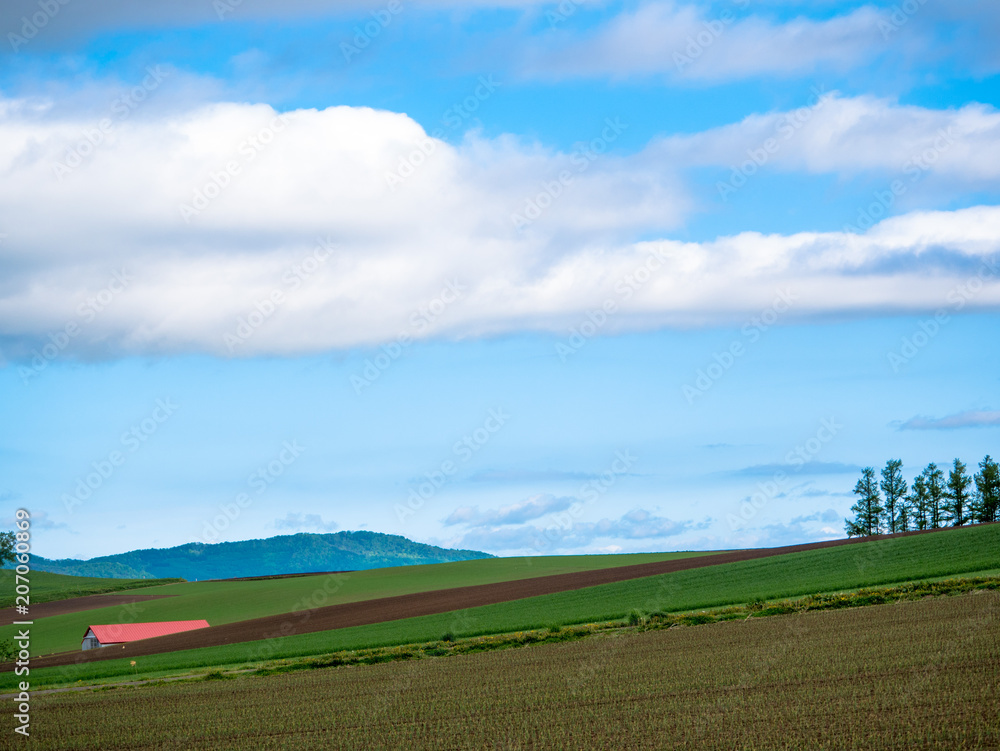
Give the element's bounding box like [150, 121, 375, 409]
[2, 551, 710, 657]
[7, 524, 998, 691]
[0, 570, 182, 609]
[23, 591, 1000, 749]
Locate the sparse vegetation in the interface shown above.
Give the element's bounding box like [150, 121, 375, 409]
[24, 590, 1000, 749]
[6, 524, 998, 691]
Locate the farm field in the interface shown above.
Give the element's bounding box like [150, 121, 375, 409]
[1, 550, 712, 656]
[7, 523, 998, 689]
[23, 590, 1000, 750]
[0, 570, 181, 609]
[0, 529, 949, 665]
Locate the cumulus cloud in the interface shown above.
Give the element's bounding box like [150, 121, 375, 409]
[445, 494, 577, 527]
[1, 509, 69, 531]
[273, 512, 339, 533]
[897, 409, 1000, 431]
[658, 93, 1000, 181]
[739, 509, 843, 548]
[449, 505, 701, 554]
[522, 3, 894, 82]
[0, 94, 999, 361]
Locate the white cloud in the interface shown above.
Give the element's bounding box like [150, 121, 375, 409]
[898, 409, 1000, 431]
[450, 506, 700, 554]
[445, 494, 577, 527]
[657, 93, 1000, 181]
[736, 509, 844, 548]
[272, 512, 339, 533]
[1, 509, 68, 531]
[522, 3, 894, 82]
[0, 95, 999, 360]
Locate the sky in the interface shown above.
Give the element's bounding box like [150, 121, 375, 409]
[0, 0, 998, 561]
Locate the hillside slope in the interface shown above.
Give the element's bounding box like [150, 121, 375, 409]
[0, 570, 182, 609]
[17, 524, 999, 672]
[28, 531, 493, 580]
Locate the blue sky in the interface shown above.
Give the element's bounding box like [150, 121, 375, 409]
[0, 0, 998, 559]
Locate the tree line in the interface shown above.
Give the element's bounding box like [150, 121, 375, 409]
[846, 456, 1000, 537]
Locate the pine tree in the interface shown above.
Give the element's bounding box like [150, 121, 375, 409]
[943, 458, 971, 526]
[922, 463, 946, 529]
[973, 455, 1000, 524]
[896, 497, 911, 533]
[880, 459, 908, 534]
[908, 474, 930, 530]
[846, 467, 883, 537]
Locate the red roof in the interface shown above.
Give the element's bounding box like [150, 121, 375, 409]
[84, 620, 210, 644]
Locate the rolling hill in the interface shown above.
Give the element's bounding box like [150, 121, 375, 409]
[26, 531, 493, 580]
[7, 524, 998, 688]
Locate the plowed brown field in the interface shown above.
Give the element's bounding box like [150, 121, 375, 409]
[20, 531, 941, 670]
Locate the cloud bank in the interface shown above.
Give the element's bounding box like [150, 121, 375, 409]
[898, 410, 1000, 431]
[1, 93, 999, 362]
[523, 4, 893, 82]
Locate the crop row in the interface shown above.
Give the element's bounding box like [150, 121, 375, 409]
[24, 589, 1000, 749]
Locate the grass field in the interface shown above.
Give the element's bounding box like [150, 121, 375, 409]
[23, 590, 1000, 749]
[7, 524, 998, 690]
[0, 570, 182, 609]
[2, 551, 710, 656]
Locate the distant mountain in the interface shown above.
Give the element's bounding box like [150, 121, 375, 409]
[29, 531, 494, 580]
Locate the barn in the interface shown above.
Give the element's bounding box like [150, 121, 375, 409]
[81, 620, 211, 650]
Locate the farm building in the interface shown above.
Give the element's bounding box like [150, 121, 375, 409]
[81, 620, 210, 650]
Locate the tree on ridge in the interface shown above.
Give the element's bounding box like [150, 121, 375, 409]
[846, 467, 883, 537]
[943, 458, 972, 527]
[880, 459, 908, 534]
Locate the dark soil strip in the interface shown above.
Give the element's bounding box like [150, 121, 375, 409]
[1, 595, 176, 625]
[200, 570, 354, 583]
[14, 527, 981, 671]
